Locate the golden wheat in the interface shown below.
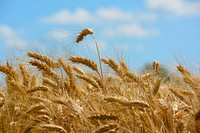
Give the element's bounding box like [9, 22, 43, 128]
[75, 28, 93, 43]
[28, 52, 60, 68]
[69, 56, 99, 74]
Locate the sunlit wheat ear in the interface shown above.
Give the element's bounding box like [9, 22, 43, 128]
[19, 64, 30, 87]
[0, 64, 18, 81]
[76, 28, 93, 43]
[69, 56, 99, 74]
[177, 65, 191, 76]
[94, 124, 118, 133]
[40, 124, 67, 133]
[27, 85, 49, 94]
[27, 52, 60, 68]
[153, 61, 159, 73]
[88, 114, 118, 121]
[0, 92, 5, 107]
[195, 110, 200, 133]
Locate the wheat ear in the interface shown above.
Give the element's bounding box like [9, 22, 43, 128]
[0, 64, 17, 80]
[40, 124, 67, 133]
[72, 66, 85, 75]
[69, 56, 99, 74]
[153, 61, 159, 73]
[19, 64, 30, 87]
[195, 110, 200, 133]
[88, 114, 118, 121]
[0, 92, 5, 107]
[29, 60, 50, 72]
[77, 74, 99, 88]
[27, 52, 60, 68]
[153, 78, 161, 95]
[94, 124, 118, 133]
[26, 104, 49, 114]
[75, 28, 93, 43]
[101, 58, 124, 79]
[27, 85, 49, 93]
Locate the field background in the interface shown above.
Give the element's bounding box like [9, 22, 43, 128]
[0, 0, 200, 133]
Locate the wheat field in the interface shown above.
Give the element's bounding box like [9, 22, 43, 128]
[0, 29, 200, 133]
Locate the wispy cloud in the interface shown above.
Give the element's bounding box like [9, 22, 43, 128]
[40, 8, 92, 24]
[146, 0, 200, 16]
[0, 25, 27, 48]
[40, 7, 157, 24]
[104, 23, 159, 38]
[41, 7, 158, 38]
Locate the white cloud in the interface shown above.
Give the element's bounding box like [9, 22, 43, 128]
[41, 7, 158, 39]
[97, 7, 133, 21]
[0, 25, 27, 48]
[40, 7, 157, 24]
[40, 8, 92, 24]
[47, 30, 70, 40]
[146, 0, 200, 16]
[104, 24, 159, 38]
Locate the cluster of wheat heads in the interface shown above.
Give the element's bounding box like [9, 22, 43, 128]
[0, 28, 199, 133]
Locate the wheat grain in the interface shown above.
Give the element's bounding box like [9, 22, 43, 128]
[26, 104, 48, 114]
[153, 78, 161, 95]
[76, 28, 93, 43]
[72, 66, 85, 75]
[27, 85, 49, 93]
[27, 52, 60, 68]
[29, 60, 50, 72]
[19, 64, 30, 87]
[88, 114, 118, 121]
[177, 65, 191, 76]
[0, 64, 17, 81]
[153, 61, 159, 73]
[94, 124, 118, 133]
[40, 124, 67, 133]
[43, 78, 57, 89]
[0, 92, 5, 107]
[69, 56, 99, 74]
[101, 58, 124, 79]
[58, 58, 77, 91]
[195, 110, 200, 133]
[104, 97, 149, 108]
[77, 74, 99, 88]
[31, 75, 36, 88]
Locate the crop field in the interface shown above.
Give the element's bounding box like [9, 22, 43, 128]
[0, 29, 199, 133]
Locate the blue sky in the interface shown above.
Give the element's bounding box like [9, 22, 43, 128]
[0, 0, 200, 71]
